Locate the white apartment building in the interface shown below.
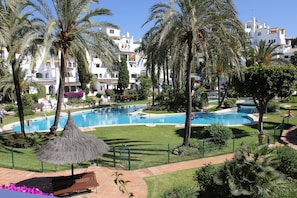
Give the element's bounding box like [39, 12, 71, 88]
[20, 28, 147, 96]
[243, 17, 297, 62]
[90, 27, 146, 94]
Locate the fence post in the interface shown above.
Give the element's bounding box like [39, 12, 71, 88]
[232, 135, 235, 152]
[167, 144, 170, 164]
[202, 140, 205, 157]
[274, 129, 276, 144]
[128, 149, 131, 170]
[113, 146, 116, 168]
[11, 147, 14, 169]
[267, 135, 270, 145]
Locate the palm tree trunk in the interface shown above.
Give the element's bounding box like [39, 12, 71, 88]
[50, 50, 67, 134]
[183, 34, 193, 146]
[12, 62, 26, 137]
[216, 78, 231, 109]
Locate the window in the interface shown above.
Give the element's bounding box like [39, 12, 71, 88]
[257, 32, 261, 36]
[99, 74, 102, 78]
[36, 73, 43, 78]
[109, 29, 114, 34]
[96, 64, 100, 68]
[131, 74, 137, 78]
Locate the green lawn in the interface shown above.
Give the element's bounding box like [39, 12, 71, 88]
[144, 168, 198, 198]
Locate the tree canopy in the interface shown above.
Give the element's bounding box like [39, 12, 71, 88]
[232, 65, 297, 134]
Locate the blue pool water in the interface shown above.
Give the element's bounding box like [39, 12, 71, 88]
[12, 105, 254, 132]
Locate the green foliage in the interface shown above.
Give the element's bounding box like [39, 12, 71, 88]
[2, 133, 47, 148]
[35, 84, 46, 99]
[172, 146, 199, 156]
[161, 185, 197, 198]
[76, 51, 92, 95]
[200, 92, 208, 107]
[267, 101, 279, 112]
[223, 98, 236, 108]
[96, 92, 102, 98]
[113, 172, 134, 198]
[4, 105, 17, 112]
[105, 89, 115, 97]
[193, 164, 216, 191]
[276, 145, 297, 179]
[22, 94, 35, 107]
[138, 75, 152, 100]
[201, 124, 232, 145]
[117, 56, 129, 90]
[196, 144, 285, 198]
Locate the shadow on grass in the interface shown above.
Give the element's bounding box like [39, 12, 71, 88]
[175, 126, 252, 139]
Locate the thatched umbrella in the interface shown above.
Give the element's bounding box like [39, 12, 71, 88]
[36, 111, 109, 175]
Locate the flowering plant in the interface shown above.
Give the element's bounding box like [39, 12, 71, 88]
[0, 184, 54, 196]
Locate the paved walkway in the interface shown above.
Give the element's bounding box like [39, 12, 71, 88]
[0, 125, 296, 198]
[0, 154, 234, 198]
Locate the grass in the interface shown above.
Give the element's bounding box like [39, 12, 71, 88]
[144, 168, 198, 198]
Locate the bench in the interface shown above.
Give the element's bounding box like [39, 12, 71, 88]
[52, 171, 99, 196]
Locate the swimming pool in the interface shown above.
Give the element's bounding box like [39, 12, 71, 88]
[11, 105, 254, 132]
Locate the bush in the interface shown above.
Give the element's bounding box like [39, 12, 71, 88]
[267, 101, 279, 112]
[22, 94, 35, 107]
[200, 124, 232, 145]
[15, 108, 34, 116]
[193, 164, 216, 191]
[161, 185, 197, 198]
[2, 133, 47, 148]
[96, 92, 102, 98]
[223, 98, 236, 108]
[276, 145, 297, 179]
[4, 105, 17, 112]
[172, 146, 199, 156]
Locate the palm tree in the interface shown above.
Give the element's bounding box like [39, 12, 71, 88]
[144, 0, 246, 146]
[213, 144, 285, 197]
[246, 40, 288, 66]
[0, 68, 39, 101]
[32, 0, 118, 134]
[0, 0, 47, 136]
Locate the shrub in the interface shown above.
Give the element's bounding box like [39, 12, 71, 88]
[2, 133, 47, 148]
[276, 145, 297, 179]
[193, 164, 216, 191]
[161, 185, 197, 198]
[200, 124, 232, 145]
[4, 105, 17, 111]
[267, 101, 279, 112]
[105, 89, 115, 97]
[223, 98, 236, 108]
[22, 94, 34, 107]
[172, 146, 199, 156]
[96, 92, 102, 98]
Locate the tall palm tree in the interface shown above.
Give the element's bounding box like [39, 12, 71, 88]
[246, 40, 288, 66]
[144, 0, 246, 146]
[32, 0, 118, 134]
[0, 0, 47, 136]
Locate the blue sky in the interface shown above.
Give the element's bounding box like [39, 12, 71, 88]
[99, 0, 297, 40]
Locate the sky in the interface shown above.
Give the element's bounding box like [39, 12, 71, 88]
[99, 0, 297, 41]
